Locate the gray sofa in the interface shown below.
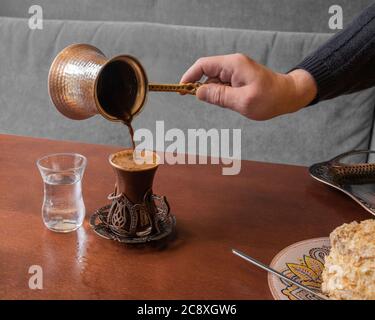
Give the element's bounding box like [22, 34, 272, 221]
[1, 0, 375, 165]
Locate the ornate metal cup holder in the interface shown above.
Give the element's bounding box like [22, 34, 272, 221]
[309, 150, 375, 216]
[90, 190, 176, 244]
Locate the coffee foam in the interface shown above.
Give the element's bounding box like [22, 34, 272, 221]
[110, 149, 159, 171]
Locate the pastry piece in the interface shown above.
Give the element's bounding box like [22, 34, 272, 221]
[322, 219, 375, 300]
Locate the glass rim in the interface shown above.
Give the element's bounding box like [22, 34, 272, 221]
[36, 152, 87, 172]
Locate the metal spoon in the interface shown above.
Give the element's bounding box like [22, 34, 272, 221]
[232, 249, 329, 300]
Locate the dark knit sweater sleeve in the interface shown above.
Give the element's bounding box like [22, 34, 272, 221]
[295, 3, 375, 104]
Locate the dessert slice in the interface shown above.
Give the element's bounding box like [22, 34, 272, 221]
[322, 219, 375, 300]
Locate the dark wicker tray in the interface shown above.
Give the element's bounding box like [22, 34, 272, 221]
[309, 150, 375, 216]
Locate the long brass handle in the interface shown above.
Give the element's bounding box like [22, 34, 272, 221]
[148, 82, 202, 95]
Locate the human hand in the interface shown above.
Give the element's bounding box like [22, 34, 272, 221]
[180, 54, 317, 120]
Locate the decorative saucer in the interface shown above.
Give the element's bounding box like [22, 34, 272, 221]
[90, 205, 176, 244]
[268, 237, 330, 300]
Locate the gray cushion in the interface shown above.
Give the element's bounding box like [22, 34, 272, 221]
[1, 0, 374, 33]
[0, 17, 374, 165]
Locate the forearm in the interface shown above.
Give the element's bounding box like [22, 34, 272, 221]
[294, 3, 375, 104]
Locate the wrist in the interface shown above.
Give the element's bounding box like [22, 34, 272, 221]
[286, 69, 318, 110]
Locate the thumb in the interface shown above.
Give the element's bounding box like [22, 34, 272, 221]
[196, 83, 239, 110]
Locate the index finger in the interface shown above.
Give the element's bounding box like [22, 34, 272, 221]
[180, 56, 227, 84]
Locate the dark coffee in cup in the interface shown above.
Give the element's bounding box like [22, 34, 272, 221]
[111, 149, 158, 171]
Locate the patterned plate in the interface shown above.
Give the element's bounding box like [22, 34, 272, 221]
[268, 238, 330, 300]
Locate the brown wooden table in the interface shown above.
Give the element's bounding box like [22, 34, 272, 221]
[0, 134, 367, 299]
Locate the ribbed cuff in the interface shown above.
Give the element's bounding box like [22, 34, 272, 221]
[293, 54, 333, 106]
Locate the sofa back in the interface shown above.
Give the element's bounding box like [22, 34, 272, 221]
[1, 17, 374, 165]
[0, 0, 373, 32]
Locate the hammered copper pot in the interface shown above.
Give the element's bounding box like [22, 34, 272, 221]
[48, 43, 201, 122]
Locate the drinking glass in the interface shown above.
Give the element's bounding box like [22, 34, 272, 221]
[37, 153, 87, 233]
